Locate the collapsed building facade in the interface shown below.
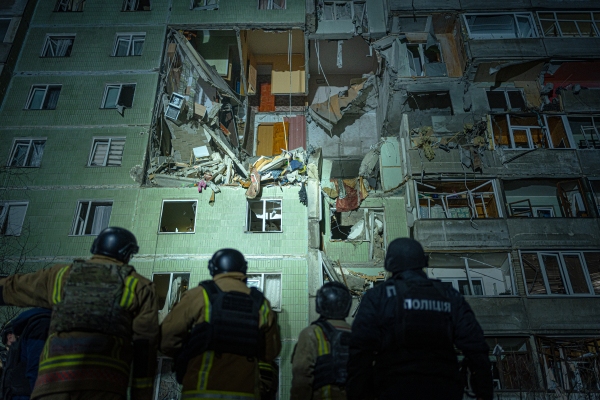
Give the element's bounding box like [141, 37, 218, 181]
[0, 0, 600, 398]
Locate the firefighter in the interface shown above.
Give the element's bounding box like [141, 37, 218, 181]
[347, 238, 493, 400]
[0, 227, 158, 400]
[291, 281, 352, 400]
[161, 248, 281, 400]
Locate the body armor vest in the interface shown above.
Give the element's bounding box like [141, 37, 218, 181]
[50, 260, 134, 339]
[200, 280, 264, 357]
[312, 320, 351, 390]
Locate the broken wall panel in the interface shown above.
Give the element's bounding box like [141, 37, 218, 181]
[413, 219, 512, 250]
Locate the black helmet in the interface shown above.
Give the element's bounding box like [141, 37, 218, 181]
[90, 227, 139, 263]
[316, 282, 352, 320]
[385, 238, 427, 275]
[208, 248, 247, 276]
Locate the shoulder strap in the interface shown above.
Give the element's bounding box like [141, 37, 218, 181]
[249, 287, 264, 306]
[199, 280, 221, 303]
[313, 319, 336, 342]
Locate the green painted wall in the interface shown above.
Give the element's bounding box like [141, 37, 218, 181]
[0, 74, 158, 126]
[170, 0, 305, 26]
[16, 26, 166, 72]
[0, 127, 147, 186]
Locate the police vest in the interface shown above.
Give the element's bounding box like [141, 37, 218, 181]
[312, 319, 351, 390]
[50, 260, 135, 339]
[381, 278, 457, 377]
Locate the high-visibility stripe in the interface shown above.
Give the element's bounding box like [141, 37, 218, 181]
[260, 301, 269, 326]
[182, 390, 255, 399]
[52, 266, 70, 304]
[202, 288, 211, 322]
[133, 377, 154, 388]
[197, 350, 214, 390]
[315, 326, 330, 356]
[120, 275, 139, 308]
[39, 354, 129, 375]
[320, 384, 333, 400]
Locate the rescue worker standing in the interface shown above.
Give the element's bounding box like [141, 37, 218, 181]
[347, 238, 493, 400]
[291, 282, 352, 400]
[161, 248, 281, 400]
[0, 227, 158, 400]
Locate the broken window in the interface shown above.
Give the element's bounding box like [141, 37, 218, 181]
[486, 89, 526, 112]
[567, 115, 600, 149]
[247, 273, 282, 311]
[41, 35, 74, 57]
[258, 0, 285, 10]
[159, 200, 197, 233]
[520, 251, 600, 295]
[88, 137, 125, 167]
[406, 91, 453, 114]
[247, 199, 282, 233]
[8, 138, 46, 168]
[101, 84, 135, 109]
[416, 180, 502, 219]
[487, 337, 540, 391]
[112, 34, 144, 56]
[538, 12, 600, 37]
[505, 179, 590, 218]
[122, 0, 150, 11]
[463, 13, 538, 39]
[0, 202, 28, 236]
[590, 180, 600, 215]
[321, 1, 364, 21]
[492, 115, 572, 149]
[190, 0, 218, 10]
[330, 208, 385, 259]
[70, 200, 112, 236]
[407, 43, 446, 77]
[153, 358, 179, 400]
[536, 336, 600, 392]
[428, 253, 515, 296]
[54, 0, 85, 12]
[25, 85, 61, 110]
[153, 272, 190, 323]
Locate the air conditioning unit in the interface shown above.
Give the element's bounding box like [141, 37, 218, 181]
[165, 92, 186, 121]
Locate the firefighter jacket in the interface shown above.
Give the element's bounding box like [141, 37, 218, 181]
[0, 255, 159, 400]
[160, 272, 282, 400]
[291, 319, 351, 400]
[347, 269, 493, 400]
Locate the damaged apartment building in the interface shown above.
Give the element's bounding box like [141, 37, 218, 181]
[1, 0, 600, 398]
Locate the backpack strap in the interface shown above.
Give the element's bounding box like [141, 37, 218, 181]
[199, 280, 221, 302]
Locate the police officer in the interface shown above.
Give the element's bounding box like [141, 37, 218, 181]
[161, 248, 281, 400]
[0, 227, 158, 400]
[347, 238, 493, 400]
[291, 281, 352, 400]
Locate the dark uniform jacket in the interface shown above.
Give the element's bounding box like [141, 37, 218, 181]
[160, 272, 281, 400]
[0, 255, 158, 400]
[347, 269, 492, 400]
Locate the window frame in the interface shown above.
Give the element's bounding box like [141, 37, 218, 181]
[122, 0, 151, 11]
[100, 83, 136, 109]
[493, 114, 573, 150]
[462, 12, 539, 40]
[0, 18, 12, 43]
[112, 33, 145, 57]
[153, 272, 190, 323]
[321, 1, 365, 21]
[54, 0, 85, 12]
[537, 11, 600, 38]
[25, 84, 62, 110]
[0, 201, 28, 237]
[258, 0, 286, 10]
[519, 250, 600, 296]
[486, 89, 527, 112]
[246, 272, 282, 311]
[41, 34, 75, 58]
[7, 138, 47, 168]
[158, 200, 197, 234]
[190, 0, 219, 10]
[566, 115, 600, 150]
[87, 137, 125, 167]
[246, 199, 283, 233]
[406, 43, 444, 77]
[69, 200, 113, 236]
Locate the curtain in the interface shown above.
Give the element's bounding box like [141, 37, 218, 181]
[132, 37, 144, 55]
[91, 141, 108, 166]
[5, 205, 27, 236]
[54, 38, 72, 57]
[264, 275, 281, 310]
[30, 141, 45, 167]
[91, 205, 112, 235]
[45, 88, 61, 110]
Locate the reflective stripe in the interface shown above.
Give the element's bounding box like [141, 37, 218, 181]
[197, 350, 214, 390]
[259, 301, 269, 326]
[320, 384, 333, 400]
[315, 326, 330, 356]
[202, 288, 211, 322]
[119, 275, 139, 308]
[182, 390, 255, 399]
[133, 377, 153, 388]
[52, 266, 70, 304]
[39, 353, 129, 375]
